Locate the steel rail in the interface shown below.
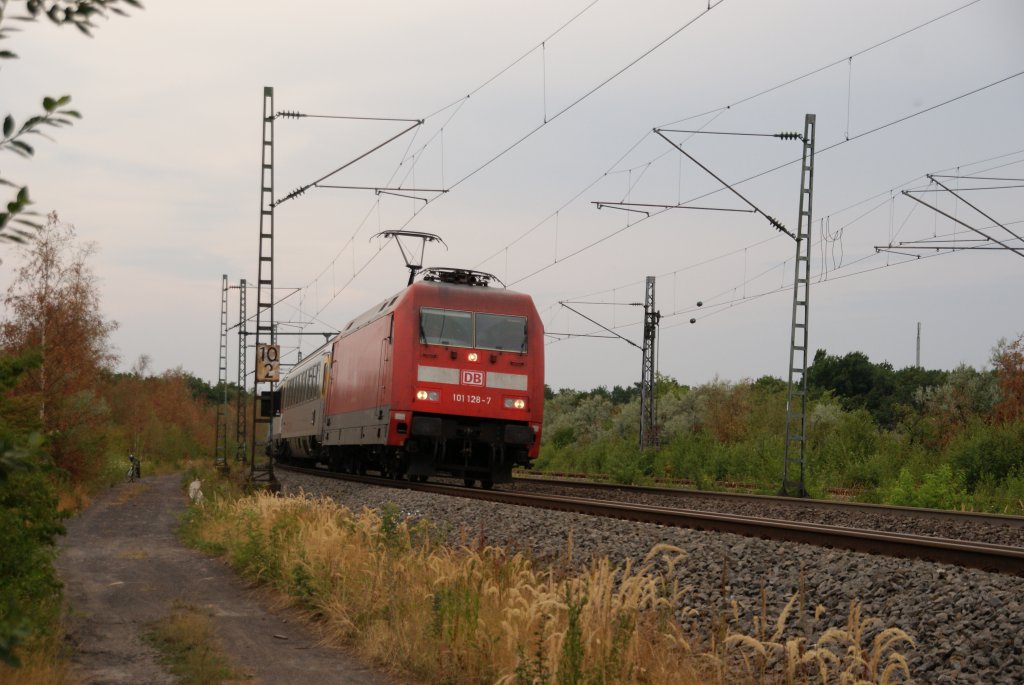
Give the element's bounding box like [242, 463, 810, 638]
[276, 464, 1024, 576]
[511, 474, 1024, 529]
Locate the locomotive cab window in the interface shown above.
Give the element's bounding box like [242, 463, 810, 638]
[476, 313, 527, 352]
[420, 308, 473, 347]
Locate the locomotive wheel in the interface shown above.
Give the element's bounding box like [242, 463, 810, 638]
[463, 478, 475, 488]
[480, 479, 494, 490]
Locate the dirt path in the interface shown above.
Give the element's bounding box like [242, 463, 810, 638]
[56, 473, 402, 685]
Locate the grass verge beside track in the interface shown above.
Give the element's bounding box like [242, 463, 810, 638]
[179, 474, 915, 685]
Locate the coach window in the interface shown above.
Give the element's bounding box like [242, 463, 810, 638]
[420, 308, 473, 347]
[476, 313, 527, 352]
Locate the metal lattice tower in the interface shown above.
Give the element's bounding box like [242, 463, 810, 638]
[780, 113, 816, 498]
[214, 274, 229, 472]
[235, 278, 248, 461]
[639, 276, 660, 450]
[249, 86, 279, 489]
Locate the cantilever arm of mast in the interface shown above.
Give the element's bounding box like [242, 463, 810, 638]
[559, 303, 641, 350]
[274, 119, 423, 207]
[314, 184, 448, 205]
[926, 174, 1024, 245]
[902, 187, 1024, 260]
[593, 201, 755, 215]
[874, 244, 1018, 257]
[654, 127, 797, 240]
[545, 332, 625, 341]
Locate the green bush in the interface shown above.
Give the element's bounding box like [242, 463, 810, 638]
[968, 473, 1024, 514]
[883, 464, 966, 509]
[540, 367, 1024, 511]
[0, 467, 65, 665]
[947, 421, 1024, 491]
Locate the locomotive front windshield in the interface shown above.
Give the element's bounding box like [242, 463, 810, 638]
[420, 308, 527, 351]
[420, 308, 473, 347]
[476, 313, 527, 351]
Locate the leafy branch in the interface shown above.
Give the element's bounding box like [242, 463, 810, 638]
[0, 96, 81, 242]
[9, 0, 142, 36]
[0, 0, 141, 244]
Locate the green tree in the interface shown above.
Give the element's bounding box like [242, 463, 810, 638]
[808, 349, 944, 427]
[991, 334, 1024, 425]
[808, 349, 878, 400]
[914, 365, 998, 445]
[0, 0, 140, 243]
[752, 374, 786, 394]
[1, 213, 118, 479]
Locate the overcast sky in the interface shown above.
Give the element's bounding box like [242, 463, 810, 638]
[2, 0, 1022, 391]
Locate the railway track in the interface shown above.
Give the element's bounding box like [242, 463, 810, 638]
[275, 464, 1024, 575]
[508, 474, 1024, 532]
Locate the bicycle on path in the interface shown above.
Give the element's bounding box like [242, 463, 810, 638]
[126, 453, 141, 482]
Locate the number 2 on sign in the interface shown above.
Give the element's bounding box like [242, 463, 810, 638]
[256, 344, 280, 382]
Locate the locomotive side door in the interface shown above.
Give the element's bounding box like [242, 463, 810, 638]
[374, 314, 394, 426]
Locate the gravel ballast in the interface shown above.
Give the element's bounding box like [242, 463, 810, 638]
[279, 471, 1024, 684]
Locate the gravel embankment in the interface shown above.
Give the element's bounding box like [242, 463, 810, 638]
[278, 471, 1024, 685]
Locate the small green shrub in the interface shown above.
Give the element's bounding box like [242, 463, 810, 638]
[884, 464, 966, 509]
[0, 467, 65, 666]
[947, 421, 1024, 491]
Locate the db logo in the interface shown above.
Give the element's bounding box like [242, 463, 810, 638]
[461, 370, 484, 386]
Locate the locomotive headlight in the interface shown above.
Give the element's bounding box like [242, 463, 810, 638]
[504, 398, 527, 410]
[467, 352, 479, 362]
[416, 389, 440, 401]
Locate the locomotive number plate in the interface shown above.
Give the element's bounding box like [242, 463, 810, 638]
[453, 393, 491, 405]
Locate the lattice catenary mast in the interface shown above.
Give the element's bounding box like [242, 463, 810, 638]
[780, 114, 816, 498]
[249, 87, 279, 490]
[235, 278, 248, 461]
[639, 276, 660, 450]
[213, 274, 229, 473]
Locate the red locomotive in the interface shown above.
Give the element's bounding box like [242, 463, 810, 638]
[269, 268, 544, 487]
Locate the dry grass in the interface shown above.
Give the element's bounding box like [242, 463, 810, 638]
[0, 636, 76, 685]
[144, 603, 243, 684]
[187, 492, 915, 685]
[56, 482, 91, 514]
